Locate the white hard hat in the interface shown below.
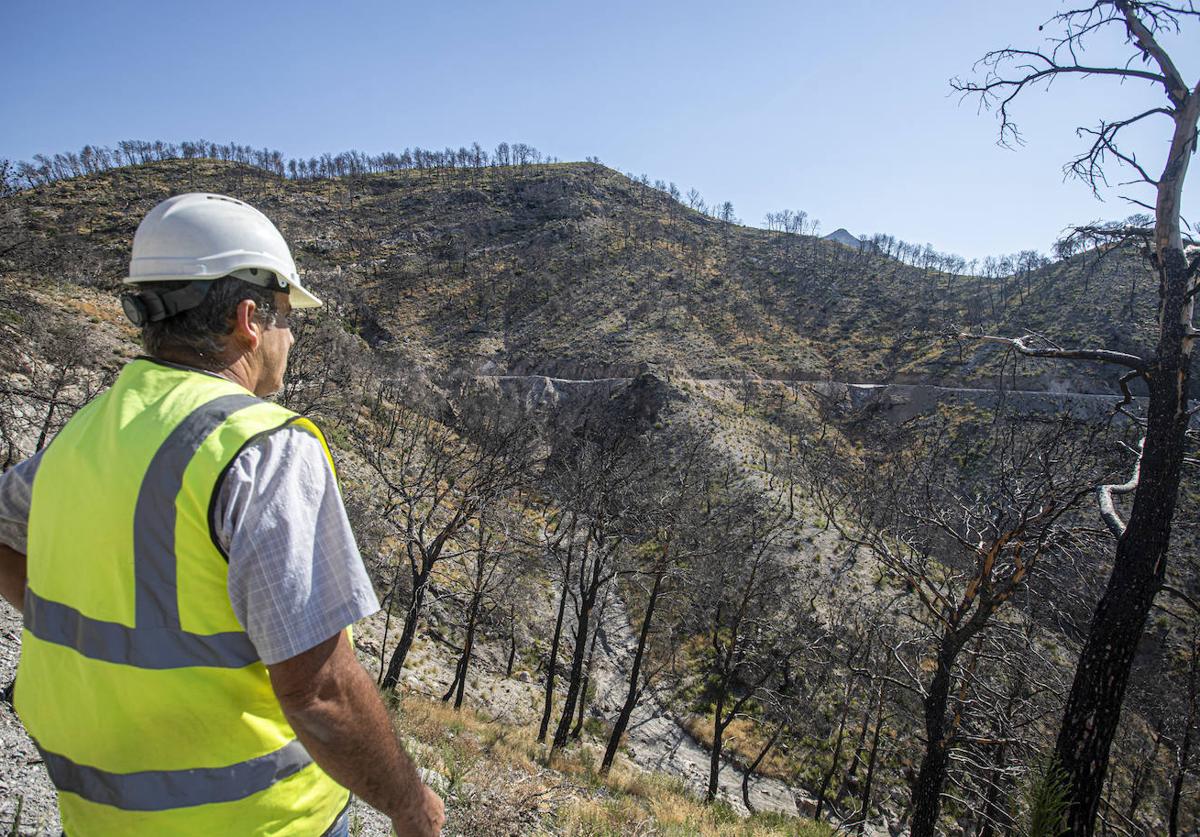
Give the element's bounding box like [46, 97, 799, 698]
[124, 193, 322, 309]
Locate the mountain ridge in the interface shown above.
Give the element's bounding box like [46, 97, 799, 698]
[0, 157, 1168, 396]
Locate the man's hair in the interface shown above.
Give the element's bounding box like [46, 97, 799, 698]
[139, 275, 279, 366]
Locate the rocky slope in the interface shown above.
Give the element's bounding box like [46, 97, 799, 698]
[0, 158, 1170, 393]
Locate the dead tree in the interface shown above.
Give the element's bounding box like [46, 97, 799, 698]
[600, 436, 718, 773]
[279, 299, 368, 423]
[0, 314, 113, 467]
[355, 385, 536, 692]
[440, 502, 527, 709]
[814, 646, 865, 821]
[569, 581, 611, 741]
[804, 415, 1103, 837]
[952, 4, 1200, 831]
[741, 631, 836, 815]
[681, 472, 798, 803]
[537, 506, 579, 743]
[548, 433, 649, 754]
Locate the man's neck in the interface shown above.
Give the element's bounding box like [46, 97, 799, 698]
[147, 353, 258, 395]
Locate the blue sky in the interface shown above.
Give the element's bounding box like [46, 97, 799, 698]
[2, 0, 1195, 261]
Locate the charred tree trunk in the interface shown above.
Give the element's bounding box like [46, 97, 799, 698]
[977, 742, 1009, 837]
[856, 683, 887, 834]
[602, 569, 665, 773]
[742, 722, 785, 813]
[910, 645, 958, 837]
[538, 565, 571, 743]
[551, 599, 590, 751]
[707, 689, 729, 803]
[375, 578, 399, 686]
[571, 592, 608, 740]
[552, 576, 599, 751]
[506, 602, 517, 677]
[450, 591, 482, 709]
[381, 564, 431, 692]
[815, 679, 855, 821]
[838, 701, 875, 805]
[1055, 252, 1193, 835]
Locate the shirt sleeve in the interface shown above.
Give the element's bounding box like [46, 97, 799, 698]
[217, 426, 380, 665]
[0, 451, 44, 553]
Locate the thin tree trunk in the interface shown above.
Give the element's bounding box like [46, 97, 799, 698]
[602, 569, 665, 773]
[1125, 722, 1163, 828]
[381, 566, 430, 692]
[441, 658, 462, 703]
[450, 591, 482, 709]
[838, 701, 874, 805]
[571, 596, 606, 740]
[857, 684, 886, 834]
[552, 591, 594, 751]
[977, 742, 1007, 837]
[1167, 724, 1192, 837]
[452, 620, 477, 710]
[538, 567, 571, 743]
[742, 722, 785, 813]
[506, 602, 517, 677]
[815, 678, 854, 821]
[376, 581, 398, 686]
[707, 690, 727, 803]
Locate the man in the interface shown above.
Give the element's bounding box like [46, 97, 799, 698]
[0, 193, 445, 836]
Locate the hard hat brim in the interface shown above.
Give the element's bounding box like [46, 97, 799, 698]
[288, 281, 323, 309]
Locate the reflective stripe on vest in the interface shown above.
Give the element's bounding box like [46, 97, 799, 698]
[23, 588, 259, 669]
[35, 739, 312, 811]
[133, 393, 260, 629]
[15, 360, 348, 836]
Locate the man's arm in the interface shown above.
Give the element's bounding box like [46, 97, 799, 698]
[0, 543, 25, 613]
[0, 451, 39, 614]
[267, 630, 444, 837]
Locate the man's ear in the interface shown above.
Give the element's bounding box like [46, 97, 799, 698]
[231, 299, 262, 351]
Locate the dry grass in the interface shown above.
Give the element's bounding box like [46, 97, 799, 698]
[390, 693, 831, 836]
[680, 713, 794, 783]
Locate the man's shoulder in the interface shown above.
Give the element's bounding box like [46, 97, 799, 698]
[234, 422, 329, 473]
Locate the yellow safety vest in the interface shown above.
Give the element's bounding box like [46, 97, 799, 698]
[15, 358, 350, 836]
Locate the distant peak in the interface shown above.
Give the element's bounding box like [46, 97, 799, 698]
[824, 228, 862, 248]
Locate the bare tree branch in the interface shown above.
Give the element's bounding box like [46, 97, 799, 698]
[961, 332, 1150, 371]
[1097, 441, 1143, 537]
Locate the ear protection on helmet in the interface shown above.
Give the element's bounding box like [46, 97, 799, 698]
[119, 280, 214, 326]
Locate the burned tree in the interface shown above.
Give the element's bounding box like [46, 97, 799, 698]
[0, 310, 113, 468]
[439, 502, 528, 710]
[355, 382, 537, 692]
[954, 3, 1200, 832]
[547, 431, 649, 754]
[680, 469, 800, 803]
[600, 436, 719, 774]
[803, 414, 1104, 836]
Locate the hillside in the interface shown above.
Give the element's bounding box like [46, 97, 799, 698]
[0, 158, 1167, 393]
[1, 159, 1196, 836]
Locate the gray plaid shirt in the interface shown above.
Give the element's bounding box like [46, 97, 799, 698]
[0, 427, 378, 666]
